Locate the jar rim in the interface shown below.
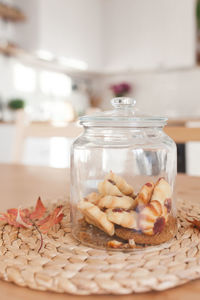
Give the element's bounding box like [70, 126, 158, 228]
[79, 117, 167, 128]
[79, 97, 168, 127]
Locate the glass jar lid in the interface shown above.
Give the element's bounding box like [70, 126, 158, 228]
[79, 97, 167, 127]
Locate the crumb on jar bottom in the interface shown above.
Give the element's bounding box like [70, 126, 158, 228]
[73, 215, 177, 250]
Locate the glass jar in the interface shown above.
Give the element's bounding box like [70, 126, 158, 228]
[70, 97, 177, 250]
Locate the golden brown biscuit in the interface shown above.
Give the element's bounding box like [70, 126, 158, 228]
[151, 178, 172, 223]
[105, 171, 134, 196]
[107, 240, 124, 248]
[98, 180, 123, 196]
[135, 182, 154, 207]
[107, 239, 136, 249]
[85, 192, 102, 205]
[98, 195, 137, 210]
[163, 198, 172, 222]
[106, 208, 138, 229]
[138, 200, 165, 235]
[78, 199, 114, 236]
[151, 178, 172, 206]
[78, 199, 93, 211]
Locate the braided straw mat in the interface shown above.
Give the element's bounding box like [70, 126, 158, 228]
[0, 198, 200, 295]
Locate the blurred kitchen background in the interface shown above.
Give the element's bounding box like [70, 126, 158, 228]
[0, 0, 200, 174]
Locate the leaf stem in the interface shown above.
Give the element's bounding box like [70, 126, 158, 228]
[32, 221, 43, 253]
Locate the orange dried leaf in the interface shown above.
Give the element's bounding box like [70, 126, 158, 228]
[187, 218, 200, 229]
[54, 212, 64, 225]
[0, 198, 64, 234]
[16, 208, 32, 228]
[0, 212, 22, 227]
[37, 215, 50, 226]
[0, 206, 32, 228]
[29, 197, 46, 220]
[3, 208, 32, 228]
[7, 208, 30, 218]
[39, 205, 64, 233]
[0, 197, 64, 253]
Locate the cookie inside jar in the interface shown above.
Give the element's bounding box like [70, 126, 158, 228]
[74, 171, 177, 250]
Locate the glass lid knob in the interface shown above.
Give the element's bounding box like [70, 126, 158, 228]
[111, 97, 136, 109]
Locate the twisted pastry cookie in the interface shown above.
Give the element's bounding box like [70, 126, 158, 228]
[107, 208, 138, 229]
[151, 178, 172, 206]
[98, 195, 137, 210]
[78, 199, 114, 236]
[135, 181, 154, 208]
[138, 178, 172, 235]
[151, 178, 172, 221]
[105, 171, 134, 196]
[85, 192, 101, 205]
[98, 180, 123, 196]
[138, 200, 165, 235]
[115, 215, 176, 245]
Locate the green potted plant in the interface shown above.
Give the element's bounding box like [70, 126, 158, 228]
[6, 98, 26, 122]
[8, 98, 25, 110]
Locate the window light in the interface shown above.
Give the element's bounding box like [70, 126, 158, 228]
[58, 57, 88, 70]
[39, 71, 71, 97]
[36, 50, 55, 61]
[13, 63, 36, 93]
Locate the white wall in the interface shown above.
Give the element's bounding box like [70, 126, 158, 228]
[39, 0, 104, 70]
[0, 56, 14, 99]
[12, 0, 197, 71]
[0, 0, 15, 42]
[13, 0, 104, 70]
[0, 19, 14, 42]
[103, 0, 196, 71]
[96, 67, 200, 117]
[14, 0, 40, 51]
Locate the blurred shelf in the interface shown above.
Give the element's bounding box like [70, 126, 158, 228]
[0, 41, 200, 78]
[0, 44, 103, 78]
[0, 3, 25, 22]
[0, 42, 19, 56]
[102, 65, 200, 76]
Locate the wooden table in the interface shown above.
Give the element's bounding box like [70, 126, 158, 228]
[1, 164, 200, 300]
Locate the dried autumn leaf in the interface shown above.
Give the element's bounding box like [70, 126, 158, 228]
[0, 208, 29, 227]
[7, 208, 30, 217]
[187, 217, 200, 229]
[0, 211, 22, 227]
[38, 205, 64, 233]
[0, 197, 45, 228]
[37, 214, 50, 226]
[3, 208, 32, 228]
[0, 197, 64, 252]
[16, 208, 32, 228]
[29, 197, 46, 220]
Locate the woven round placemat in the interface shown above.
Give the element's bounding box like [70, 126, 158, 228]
[0, 198, 200, 295]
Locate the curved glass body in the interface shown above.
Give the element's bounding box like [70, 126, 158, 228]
[70, 98, 177, 250]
